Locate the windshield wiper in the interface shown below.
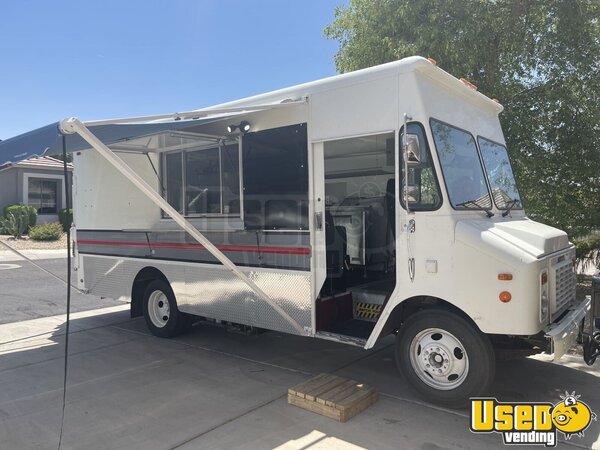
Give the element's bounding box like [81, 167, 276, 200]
[456, 199, 494, 218]
[502, 199, 521, 217]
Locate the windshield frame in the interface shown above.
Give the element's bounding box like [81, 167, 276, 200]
[477, 135, 523, 211]
[429, 118, 493, 212]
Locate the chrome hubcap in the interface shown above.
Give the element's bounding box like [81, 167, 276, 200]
[409, 327, 469, 390]
[148, 290, 170, 328]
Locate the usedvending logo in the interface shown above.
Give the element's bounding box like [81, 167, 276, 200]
[470, 392, 597, 446]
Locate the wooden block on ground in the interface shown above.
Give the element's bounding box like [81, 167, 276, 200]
[288, 373, 378, 422]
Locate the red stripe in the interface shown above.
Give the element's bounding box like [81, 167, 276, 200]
[77, 239, 311, 255]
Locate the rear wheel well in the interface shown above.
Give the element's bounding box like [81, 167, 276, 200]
[381, 296, 481, 337]
[131, 267, 169, 318]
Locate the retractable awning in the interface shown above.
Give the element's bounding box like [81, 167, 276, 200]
[0, 119, 215, 165]
[0, 97, 309, 336]
[0, 98, 306, 165]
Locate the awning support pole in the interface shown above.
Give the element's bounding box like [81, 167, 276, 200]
[59, 117, 305, 335]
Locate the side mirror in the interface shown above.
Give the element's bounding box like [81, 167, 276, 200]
[405, 134, 421, 165]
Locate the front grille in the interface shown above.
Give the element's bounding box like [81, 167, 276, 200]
[551, 259, 576, 318]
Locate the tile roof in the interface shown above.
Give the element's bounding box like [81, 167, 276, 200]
[2, 156, 73, 170]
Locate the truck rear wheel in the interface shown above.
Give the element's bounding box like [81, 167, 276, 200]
[395, 308, 495, 408]
[143, 279, 191, 338]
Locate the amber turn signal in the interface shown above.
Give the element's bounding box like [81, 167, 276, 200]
[427, 57, 438, 65]
[499, 291, 512, 303]
[460, 78, 478, 90]
[497, 273, 513, 281]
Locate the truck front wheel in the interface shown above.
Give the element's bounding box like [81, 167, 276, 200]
[143, 279, 191, 338]
[395, 308, 495, 408]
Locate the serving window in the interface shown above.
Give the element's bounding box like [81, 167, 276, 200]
[161, 123, 308, 229]
[163, 140, 240, 217]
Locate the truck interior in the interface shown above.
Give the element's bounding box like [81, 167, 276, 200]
[155, 119, 399, 342]
[316, 132, 397, 342]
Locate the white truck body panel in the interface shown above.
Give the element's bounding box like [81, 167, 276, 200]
[72, 56, 580, 353]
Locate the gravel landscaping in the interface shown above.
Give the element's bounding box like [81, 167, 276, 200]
[0, 233, 68, 250]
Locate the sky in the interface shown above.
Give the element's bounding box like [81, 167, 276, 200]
[0, 0, 347, 138]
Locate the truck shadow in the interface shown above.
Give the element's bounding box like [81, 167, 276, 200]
[2, 310, 599, 449]
[125, 317, 600, 447]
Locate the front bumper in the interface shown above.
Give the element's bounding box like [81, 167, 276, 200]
[544, 297, 591, 360]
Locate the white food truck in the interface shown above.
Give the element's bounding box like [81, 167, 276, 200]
[1, 56, 597, 407]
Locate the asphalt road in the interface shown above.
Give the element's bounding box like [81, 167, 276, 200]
[0, 257, 126, 324]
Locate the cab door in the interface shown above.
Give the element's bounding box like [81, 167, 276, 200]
[397, 122, 445, 284]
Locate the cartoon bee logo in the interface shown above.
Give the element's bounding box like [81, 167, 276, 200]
[551, 391, 597, 439]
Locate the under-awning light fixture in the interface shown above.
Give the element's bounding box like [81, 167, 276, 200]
[227, 121, 251, 134]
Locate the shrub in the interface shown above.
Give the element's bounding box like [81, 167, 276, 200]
[29, 222, 63, 241]
[0, 211, 30, 239]
[574, 231, 600, 272]
[4, 204, 37, 230]
[58, 208, 73, 232]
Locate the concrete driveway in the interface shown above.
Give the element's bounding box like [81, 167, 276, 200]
[1, 304, 599, 450]
[1, 253, 599, 449]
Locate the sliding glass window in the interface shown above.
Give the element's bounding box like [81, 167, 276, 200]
[163, 141, 240, 216]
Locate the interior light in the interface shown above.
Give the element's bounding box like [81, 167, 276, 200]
[499, 291, 512, 303]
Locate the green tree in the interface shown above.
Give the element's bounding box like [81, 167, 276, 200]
[325, 0, 600, 237]
[54, 152, 73, 163]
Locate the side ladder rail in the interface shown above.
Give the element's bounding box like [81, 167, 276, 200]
[59, 117, 306, 335]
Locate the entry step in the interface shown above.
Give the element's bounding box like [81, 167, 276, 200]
[288, 373, 378, 422]
[350, 279, 394, 322]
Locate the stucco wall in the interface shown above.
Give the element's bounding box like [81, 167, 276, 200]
[0, 169, 18, 212]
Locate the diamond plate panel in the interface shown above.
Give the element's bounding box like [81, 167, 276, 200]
[182, 265, 311, 335]
[82, 255, 312, 336]
[82, 255, 187, 303]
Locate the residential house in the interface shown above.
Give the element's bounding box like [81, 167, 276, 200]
[0, 156, 73, 224]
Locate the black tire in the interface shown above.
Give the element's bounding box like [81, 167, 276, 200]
[395, 308, 495, 408]
[142, 279, 191, 338]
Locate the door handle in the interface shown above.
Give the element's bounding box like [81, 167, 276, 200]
[315, 212, 323, 230]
